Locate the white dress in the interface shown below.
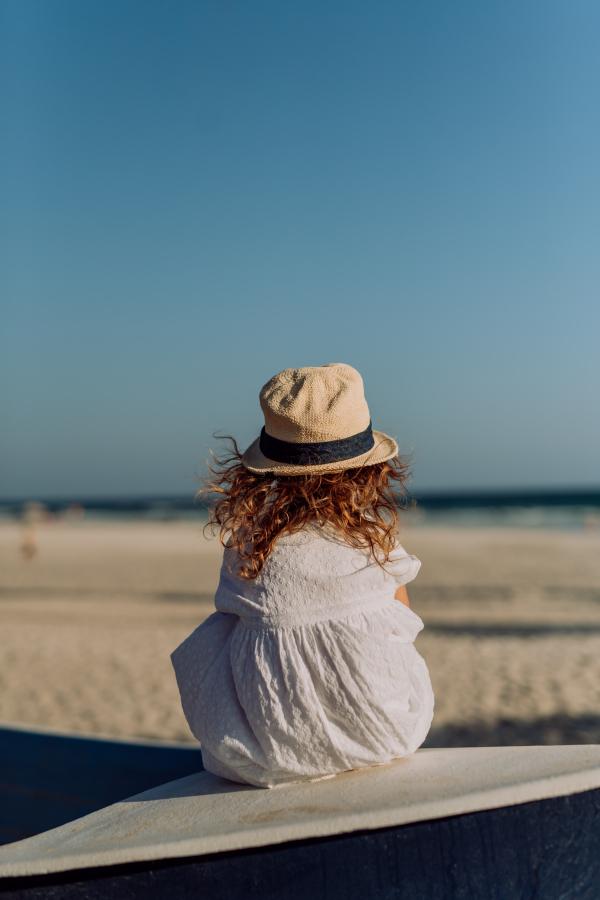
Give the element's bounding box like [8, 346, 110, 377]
[171, 526, 434, 788]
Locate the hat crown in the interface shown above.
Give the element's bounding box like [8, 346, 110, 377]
[260, 363, 371, 444]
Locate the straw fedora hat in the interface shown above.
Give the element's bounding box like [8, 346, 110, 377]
[242, 363, 399, 475]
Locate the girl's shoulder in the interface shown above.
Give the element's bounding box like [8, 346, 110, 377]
[271, 526, 418, 576]
[222, 525, 354, 572]
[222, 525, 419, 585]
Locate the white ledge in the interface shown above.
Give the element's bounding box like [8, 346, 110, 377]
[2, 745, 600, 878]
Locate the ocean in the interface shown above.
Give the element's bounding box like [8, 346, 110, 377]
[1, 488, 599, 530]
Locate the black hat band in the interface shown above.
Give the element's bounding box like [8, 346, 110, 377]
[259, 422, 375, 466]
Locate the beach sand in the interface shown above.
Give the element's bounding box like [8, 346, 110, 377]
[1, 518, 600, 746]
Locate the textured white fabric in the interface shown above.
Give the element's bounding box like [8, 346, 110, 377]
[171, 526, 434, 788]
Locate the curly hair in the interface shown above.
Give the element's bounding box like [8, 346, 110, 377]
[196, 437, 414, 580]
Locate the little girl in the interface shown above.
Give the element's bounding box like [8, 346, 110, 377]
[172, 363, 433, 788]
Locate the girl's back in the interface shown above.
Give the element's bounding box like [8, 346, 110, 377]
[217, 525, 420, 625]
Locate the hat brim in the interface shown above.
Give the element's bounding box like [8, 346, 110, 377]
[241, 430, 399, 475]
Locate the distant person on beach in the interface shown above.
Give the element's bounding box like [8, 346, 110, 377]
[19, 526, 38, 561]
[18, 502, 47, 561]
[172, 364, 433, 787]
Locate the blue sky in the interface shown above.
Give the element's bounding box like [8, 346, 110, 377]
[1, 0, 599, 498]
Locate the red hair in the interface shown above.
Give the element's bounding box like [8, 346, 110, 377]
[197, 438, 414, 580]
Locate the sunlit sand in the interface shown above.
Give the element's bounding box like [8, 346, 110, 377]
[1, 519, 600, 745]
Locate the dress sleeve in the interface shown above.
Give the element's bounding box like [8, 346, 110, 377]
[386, 543, 421, 586]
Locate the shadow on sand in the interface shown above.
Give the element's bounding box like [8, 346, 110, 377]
[424, 714, 600, 748]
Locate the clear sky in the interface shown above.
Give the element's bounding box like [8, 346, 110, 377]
[1, 0, 599, 499]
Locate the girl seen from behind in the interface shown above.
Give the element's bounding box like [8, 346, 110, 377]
[172, 363, 433, 787]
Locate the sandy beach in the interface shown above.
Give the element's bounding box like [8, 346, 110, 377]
[1, 518, 600, 746]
